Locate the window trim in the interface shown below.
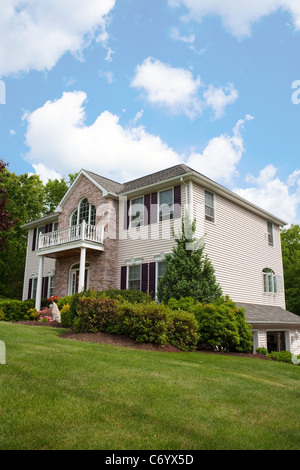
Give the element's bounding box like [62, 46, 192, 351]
[158, 187, 174, 222]
[263, 268, 278, 294]
[127, 264, 142, 291]
[70, 198, 96, 227]
[267, 221, 274, 247]
[129, 195, 144, 229]
[205, 189, 215, 223]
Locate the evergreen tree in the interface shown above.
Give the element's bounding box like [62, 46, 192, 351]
[157, 215, 222, 304]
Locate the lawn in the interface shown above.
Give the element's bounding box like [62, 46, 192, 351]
[0, 321, 299, 450]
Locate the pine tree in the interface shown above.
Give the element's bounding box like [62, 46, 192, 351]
[157, 215, 222, 304]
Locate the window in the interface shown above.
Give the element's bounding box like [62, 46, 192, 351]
[205, 190, 215, 222]
[48, 276, 54, 298]
[263, 268, 278, 294]
[32, 278, 38, 299]
[157, 261, 167, 290]
[130, 196, 144, 228]
[128, 265, 141, 290]
[267, 221, 274, 246]
[159, 188, 174, 222]
[71, 199, 96, 227]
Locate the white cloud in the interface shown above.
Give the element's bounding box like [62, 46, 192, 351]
[0, 0, 115, 76]
[170, 27, 195, 43]
[168, 0, 300, 38]
[131, 57, 203, 119]
[235, 165, 300, 225]
[203, 84, 239, 120]
[131, 57, 238, 120]
[23, 91, 181, 182]
[186, 114, 253, 184]
[32, 163, 62, 184]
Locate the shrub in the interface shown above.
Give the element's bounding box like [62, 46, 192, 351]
[74, 297, 118, 333]
[267, 350, 294, 364]
[0, 299, 35, 321]
[117, 301, 170, 345]
[167, 296, 253, 353]
[60, 303, 72, 327]
[24, 308, 39, 321]
[100, 289, 154, 304]
[167, 309, 199, 351]
[256, 347, 268, 355]
[0, 309, 5, 321]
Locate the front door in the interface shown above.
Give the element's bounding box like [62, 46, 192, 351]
[267, 331, 286, 352]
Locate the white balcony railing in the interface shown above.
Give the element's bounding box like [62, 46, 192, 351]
[38, 221, 104, 251]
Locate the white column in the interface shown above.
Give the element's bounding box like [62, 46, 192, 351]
[35, 255, 44, 311]
[78, 247, 86, 293]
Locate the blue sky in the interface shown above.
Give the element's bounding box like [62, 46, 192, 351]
[0, 0, 300, 225]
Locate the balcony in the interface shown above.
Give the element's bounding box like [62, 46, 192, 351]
[37, 221, 105, 258]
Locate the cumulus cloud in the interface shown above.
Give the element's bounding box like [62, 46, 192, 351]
[131, 57, 203, 119]
[235, 165, 300, 225]
[186, 114, 254, 184]
[23, 91, 181, 182]
[131, 57, 238, 120]
[0, 0, 115, 76]
[168, 0, 300, 38]
[203, 84, 239, 120]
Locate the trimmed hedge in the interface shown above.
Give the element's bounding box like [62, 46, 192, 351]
[0, 298, 50, 322]
[74, 297, 199, 351]
[167, 296, 253, 353]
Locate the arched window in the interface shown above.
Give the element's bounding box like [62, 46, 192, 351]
[71, 209, 78, 227]
[70, 199, 96, 226]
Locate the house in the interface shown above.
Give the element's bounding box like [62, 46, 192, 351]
[22, 164, 300, 355]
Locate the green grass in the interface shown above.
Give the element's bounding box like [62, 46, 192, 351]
[0, 322, 299, 450]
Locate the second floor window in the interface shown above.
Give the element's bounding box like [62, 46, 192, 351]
[71, 198, 96, 226]
[267, 221, 274, 246]
[130, 196, 144, 228]
[205, 190, 215, 222]
[159, 188, 174, 222]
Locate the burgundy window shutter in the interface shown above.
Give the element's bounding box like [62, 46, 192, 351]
[28, 278, 32, 300]
[150, 192, 157, 224]
[174, 185, 181, 219]
[149, 262, 156, 298]
[32, 228, 37, 251]
[124, 200, 130, 230]
[42, 277, 49, 299]
[121, 266, 127, 290]
[144, 194, 150, 226]
[141, 263, 148, 293]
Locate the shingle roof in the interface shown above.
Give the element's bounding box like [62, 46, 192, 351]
[120, 164, 193, 193]
[85, 164, 194, 195]
[84, 170, 123, 194]
[236, 303, 300, 324]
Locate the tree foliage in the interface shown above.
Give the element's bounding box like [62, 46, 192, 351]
[0, 160, 18, 249]
[157, 216, 222, 304]
[0, 165, 75, 299]
[281, 224, 300, 316]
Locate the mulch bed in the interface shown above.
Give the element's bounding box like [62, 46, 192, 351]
[11, 321, 268, 358]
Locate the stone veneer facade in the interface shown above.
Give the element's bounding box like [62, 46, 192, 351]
[53, 175, 119, 297]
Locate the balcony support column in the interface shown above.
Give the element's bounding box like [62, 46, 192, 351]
[35, 255, 44, 312]
[78, 247, 86, 293]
